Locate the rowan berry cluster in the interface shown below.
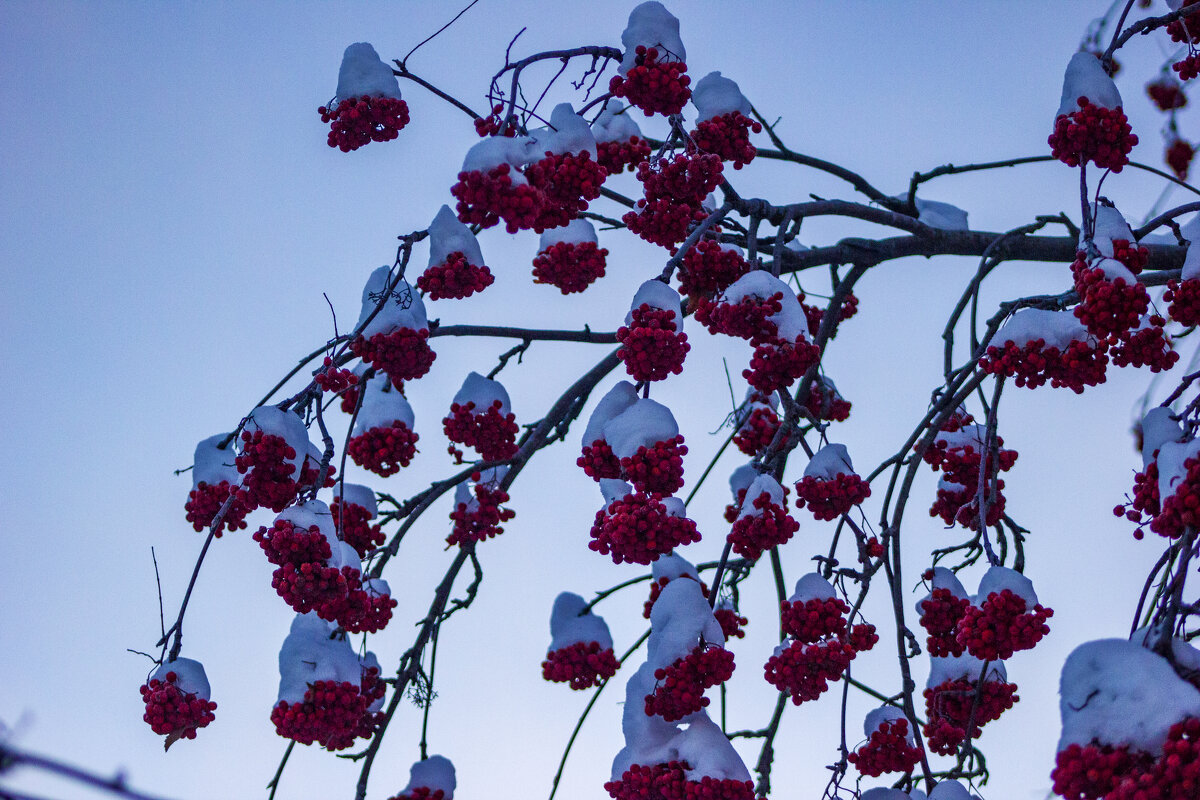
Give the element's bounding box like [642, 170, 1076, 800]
[318, 96, 410, 152]
[620, 435, 688, 495]
[847, 718, 922, 777]
[351, 327, 436, 384]
[608, 46, 691, 116]
[446, 482, 515, 547]
[524, 150, 608, 230]
[314, 357, 359, 395]
[1052, 741, 1156, 800]
[695, 292, 783, 340]
[346, 421, 419, 477]
[605, 761, 758, 800]
[714, 606, 748, 641]
[588, 491, 701, 565]
[727, 488, 799, 562]
[955, 588, 1053, 661]
[617, 305, 690, 381]
[235, 430, 299, 513]
[643, 645, 736, 721]
[1148, 78, 1188, 111]
[450, 163, 545, 233]
[184, 479, 250, 535]
[442, 399, 519, 461]
[765, 588, 876, 705]
[270, 673, 384, 751]
[596, 135, 653, 175]
[532, 240, 608, 294]
[980, 338, 1109, 393]
[139, 672, 217, 740]
[623, 197, 709, 250]
[691, 111, 760, 169]
[1150, 456, 1200, 538]
[330, 498, 384, 557]
[923, 677, 1019, 755]
[541, 641, 621, 690]
[1072, 264, 1149, 339]
[578, 438, 622, 480]
[1110, 318, 1178, 372]
[1167, 138, 1195, 180]
[678, 239, 750, 299]
[1165, 278, 1200, 326]
[804, 380, 852, 422]
[732, 402, 781, 457]
[416, 251, 495, 300]
[802, 291, 859, 340]
[794, 472, 871, 521]
[1048, 96, 1138, 172]
[473, 103, 518, 138]
[919, 588, 971, 658]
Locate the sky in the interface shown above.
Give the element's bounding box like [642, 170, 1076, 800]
[0, 2, 1193, 800]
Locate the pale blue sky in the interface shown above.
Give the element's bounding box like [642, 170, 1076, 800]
[0, 3, 1187, 799]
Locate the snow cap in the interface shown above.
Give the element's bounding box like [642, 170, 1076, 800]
[619, 2, 685, 73]
[532, 103, 598, 158]
[863, 705, 910, 739]
[651, 553, 700, 583]
[722, 270, 808, 341]
[691, 71, 751, 122]
[583, 381, 640, 447]
[804, 443, 856, 481]
[428, 205, 484, 268]
[277, 613, 367, 704]
[402, 755, 456, 799]
[975, 565, 1039, 607]
[860, 791, 909, 800]
[928, 782, 979, 800]
[611, 662, 681, 778]
[334, 483, 377, 516]
[1156, 438, 1200, 505]
[549, 591, 614, 651]
[1142, 407, 1183, 467]
[592, 100, 644, 143]
[928, 653, 1006, 688]
[354, 380, 415, 434]
[152, 658, 211, 701]
[995, 307, 1088, 350]
[626, 278, 683, 325]
[599, 478, 633, 508]
[191, 433, 239, 488]
[1057, 51, 1122, 117]
[790, 572, 837, 603]
[355, 266, 428, 338]
[738, 473, 786, 520]
[335, 43, 401, 102]
[603, 398, 679, 459]
[914, 198, 969, 231]
[541, 217, 598, 249]
[916, 567, 968, 616]
[728, 463, 758, 498]
[460, 135, 539, 178]
[244, 406, 309, 475]
[674, 713, 752, 782]
[276, 499, 337, 549]
[647, 577, 724, 671]
[1058, 638, 1200, 754]
[1088, 204, 1136, 258]
[453, 371, 512, 415]
[1184, 239, 1200, 282]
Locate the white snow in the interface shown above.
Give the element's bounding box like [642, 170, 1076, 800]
[626, 278, 683, 325]
[647, 578, 725, 671]
[790, 572, 837, 603]
[531, 103, 598, 158]
[1089, 204, 1136, 258]
[152, 657, 211, 701]
[460, 135, 539, 178]
[402, 755, 456, 798]
[860, 790, 909, 800]
[1131, 625, 1200, 672]
[355, 266, 428, 339]
[1155, 438, 1200, 505]
[1184, 240, 1200, 282]
[583, 381, 640, 448]
[611, 662, 683, 778]
[191, 433, 239, 488]
[619, 1, 686, 74]
[548, 591, 614, 651]
[362, 577, 390, 599]
[276, 613, 366, 704]
[541, 217, 598, 249]
[691, 72, 751, 122]
[592, 100, 644, 144]
[674, 713, 752, 782]
[737, 473, 786, 520]
[915, 198, 969, 231]
[600, 478, 633, 508]
[994, 307, 1088, 350]
[334, 483, 377, 516]
[244, 406, 309, 475]
[276, 499, 336, 548]
[928, 653, 1006, 688]
[934, 423, 987, 452]
[975, 565, 1039, 607]
[863, 705, 910, 739]
[928, 782, 979, 800]
[1087, 256, 1138, 285]
[916, 567, 968, 616]
[651, 553, 700, 583]
[721, 270, 808, 341]
[603, 398, 680, 459]
[728, 463, 758, 499]
[661, 496, 687, 518]
[1057, 51, 1122, 117]
[1058, 638, 1200, 754]
[428, 204, 484, 268]
[1142, 407, 1183, 467]
[335, 43, 401, 102]
[353, 381, 415, 434]
[453, 371, 511, 415]
[803, 442, 856, 481]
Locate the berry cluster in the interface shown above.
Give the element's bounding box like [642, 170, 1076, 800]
[930, 481, 1006, 530]
[744, 336, 821, 394]
[608, 46, 692, 116]
[918, 588, 971, 658]
[447, 482, 515, 547]
[727, 488, 799, 561]
[766, 594, 876, 705]
[416, 251, 495, 300]
[524, 150, 608, 230]
[780, 596, 850, 643]
[803, 291, 859, 340]
[1151, 456, 1200, 538]
[319, 96, 410, 152]
[1052, 741, 1155, 800]
[636, 152, 724, 206]
[346, 421, 419, 477]
[695, 292, 782, 340]
[532, 240, 608, 294]
[140, 672, 217, 741]
[596, 135, 653, 175]
[619, 434, 688, 495]
[794, 472, 871, 521]
[578, 438, 622, 480]
[955, 588, 1053, 661]
[805, 380, 852, 422]
[980, 338, 1109, 393]
[1048, 96, 1138, 172]
[235, 430, 299, 513]
[1166, 278, 1200, 326]
[1114, 462, 1160, 539]
[643, 645, 736, 722]
[270, 673, 384, 751]
[1167, 138, 1196, 181]
[623, 197, 709, 250]
[691, 111, 761, 169]
[442, 400, 519, 461]
[588, 491, 701, 565]
[848, 718, 922, 777]
[678, 239, 750, 299]
[1111, 318, 1179, 372]
[922, 423, 1017, 531]
[1072, 264, 1149, 339]
[1167, 2, 1200, 45]
[1148, 78, 1189, 111]
[541, 641, 621, 690]
[1175, 53, 1200, 82]
[715, 606, 749, 641]
[314, 357, 359, 395]
[330, 497, 384, 558]
[733, 401, 781, 457]
[923, 677, 1019, 755]
[351, 328, 436, 384]
[450, 163, 544, 233]
[605, 761, 757, 800]
[388, 789, 446, 800]
[617, 305, 690, 381]
[184, 480, 250, 535]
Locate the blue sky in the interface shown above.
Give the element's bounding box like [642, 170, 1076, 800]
[0, 2, 1190, 799]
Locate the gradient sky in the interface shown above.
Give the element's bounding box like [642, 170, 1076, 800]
[1, 3, 1191, 800]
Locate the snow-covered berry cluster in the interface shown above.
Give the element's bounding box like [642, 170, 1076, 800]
[388, 756, 457, 800]
[1071, 255, 1149, 340]
[140, 659, 217, 745]
[644, 644, 736, 721]
[609, 46, 691, 116]
[330, 485, 384, 558]
[805, 377, 852, 422]
[589, 490, 700, 565]
[922, 418, 1017, 530]
[605, 761, 757, 800]
[443, 399, 519, 461]
[184, 437, 252, 536]
[847, 708, 922, 778]
[416, 251, 494, 300]
[918, 570, 972, 658]
[533, 240, 608, 294]
[678, 239, 750, 300]
[618, 304, 690, 381]
[1049, 96, 1137, 172]
[794, 444, 870, 522]
[691, 112, 760, 169]
[957, 588, 1053, 661]
[447, 473, 515, 547]
[924, 671, 1019, 755]
[347, 381, 419, 477]
[981, 308, 1108, 393]
[352, 327, 436, 384]
[320, 95, 410, 152]
[542, 592, 620, 690]
[728, 474, 798, 562]
[732, 394, 782, 457]
[597, 136, 653, 175]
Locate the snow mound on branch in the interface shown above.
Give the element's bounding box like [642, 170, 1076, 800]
[995, 308, 1088, 350]
[790, 572, 837, 603]
[428, 205, 483, 267]
[549, 591, 614, 651]
[1089, 204, 1136, 258]
[1142, 407, 1183, 467]
[626, 279, 683, 325]
[661, 496, 687, 518]
[277, 499, 337, 546]
[1155, 438, 1200, 505]
[804, 443, 855, 480]
[335, 43, 401, 102]
[354, 381, 415, 433]
[647, 578, 724, 671]
[934, 423, 987, 450]
[532, 103, 598, 158]
[652, 553, 700, 582]
[892, 194, 970, 231]
[1056, 51, 1122, 117]
[583, 381, 639, 447]
[152, 658, 211, 701]
[675, 713, 752, 782]
[723, 270, 808, 341]
[600, 478, 634, 508]
[461, 135, 539, 180]
[245, 406, 309, 474]
[604, 398, 679, 459]
[619, 1, 686, 74]
[1131, 625, 1200, 672]
[541, 217, 598, 248]
[277, 613, 371, 704]
[738, 473, 785, 520]
[915, 566, 968, 615]
[976, 565, 1039, 607]
[592, 100, 644, 143]
[1089, 256, 1137, 284]
[335, 483, 377, 516]
[192, 433, 239, 488]
[691, 72, 750, 122]
[355, 266, 428, 338]
[612, 662, 682, 776]
[453, 372, 511, 415]
[864, 705, 909, 737]
[402, 755, 456, 798]
[1185, 240, 1200, 282]
[728, 463, 758, 497]
[1058, 638, 1200, 754]
[928, 653, 1006, 688]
